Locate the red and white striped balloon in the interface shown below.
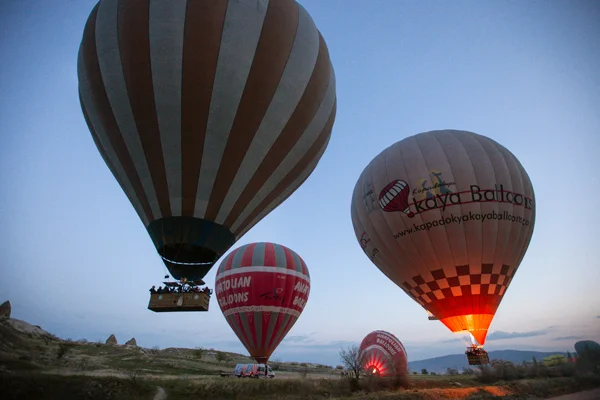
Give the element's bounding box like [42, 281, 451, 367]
[215, 242, 310, 363]
[77, 0, 336, 281]
[359, 330, 408, 378]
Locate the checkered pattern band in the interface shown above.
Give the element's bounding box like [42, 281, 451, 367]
[401, 264, 515, 306]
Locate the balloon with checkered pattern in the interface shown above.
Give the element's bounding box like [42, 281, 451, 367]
[351, 129, 536, 346]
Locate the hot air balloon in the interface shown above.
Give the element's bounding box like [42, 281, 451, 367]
[215, 242, 310, 364]
[351, 130, 535, 364]
[575, 340, 600, 355]
[359, 330, 408, 379]
[77, 0, 336, 311]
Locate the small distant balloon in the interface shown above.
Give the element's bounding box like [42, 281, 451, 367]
[575, 340, 600, 356]
[359, 330, 408, 378]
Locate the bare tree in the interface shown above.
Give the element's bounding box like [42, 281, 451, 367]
[195, 346, 205, 360]
[215, 351, 228, 364]
[147, 346, 160, 362]
[41, 334, 53, 346]
[270, 357, 282, 370]
[339, 344, 363, 380]
[57, 340, 75, 360]
[123, 368, 140, 385]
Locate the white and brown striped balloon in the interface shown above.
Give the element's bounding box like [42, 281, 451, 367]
[351, 130, 536, 345]
[77, 0, 337, 241]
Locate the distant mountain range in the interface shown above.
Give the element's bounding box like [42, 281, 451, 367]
[408, 350, 568, 374]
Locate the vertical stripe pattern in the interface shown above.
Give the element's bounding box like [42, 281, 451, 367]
[359, 330, 408, 378]
[215, 242, 310, 363]
[351, 130, 536, 345]
[78, 0, 336, 240]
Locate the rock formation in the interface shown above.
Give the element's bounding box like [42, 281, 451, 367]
[0, 301, 11, 318]
[125, 338, 137, 347]
[106, 334, 118, 345]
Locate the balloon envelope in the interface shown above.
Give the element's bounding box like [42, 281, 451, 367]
[359, 330, 408, 378]
[77, 0, 336, 281]
[574, 340, 600, 355]
[215, 242, 310, 363]
[351, 130, 536, 345]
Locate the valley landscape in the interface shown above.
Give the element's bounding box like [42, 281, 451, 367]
[2, 308, 599, 400]
[2, 1, 599, 400]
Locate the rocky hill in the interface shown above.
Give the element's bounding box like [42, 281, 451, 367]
[408, 350, 569, 374]
[1, 313, 599, 400]
[0, 314, 573, 377]
[0, 316, 335, 379]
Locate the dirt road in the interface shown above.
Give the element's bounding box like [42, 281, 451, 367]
[546, 388, 600, 400]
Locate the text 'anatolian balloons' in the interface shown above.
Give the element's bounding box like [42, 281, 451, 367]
[351, 130, 536, 345]
[78, 0, 336, 281]
[359, 330, 408, 378]
[215, 242, 310, 363]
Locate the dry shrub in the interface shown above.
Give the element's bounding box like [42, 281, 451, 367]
[163, 378, 354, 399]
[477, 358, 579, 384]
[361, 375, 410, 393]
[0, 373, 154, 400]
[56, 341, 75, 360]
[507, 375, 600, 398]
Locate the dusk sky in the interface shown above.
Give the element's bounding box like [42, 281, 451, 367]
[1, 0, 599, 366]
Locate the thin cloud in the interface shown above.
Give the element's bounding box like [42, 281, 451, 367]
[284, 335, 313, 344]
[486, 330, 546, 341]
[553, 336, 580, 341]
[440, 337, 463, 344]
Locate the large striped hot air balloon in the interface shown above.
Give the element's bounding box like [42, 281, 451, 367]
[215, 242, 310, 363]
[77, 0, 336, 283]
[351, 130, 536, 348]
[359, 330, 408, 378]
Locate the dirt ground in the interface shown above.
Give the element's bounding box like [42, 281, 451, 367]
[546, 388, 600, 400]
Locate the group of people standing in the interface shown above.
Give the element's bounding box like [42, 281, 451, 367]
[149, 284, 212, 296]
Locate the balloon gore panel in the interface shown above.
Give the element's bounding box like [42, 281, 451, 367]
[351, 129, 536, 345]
[215, 242, 310, 364]
[147, 217, 235, 281]
[359, 330, 408, 378]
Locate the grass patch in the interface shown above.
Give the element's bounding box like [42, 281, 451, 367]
[1, 373, 599, 400]
[155, 377, 354, 399]
[506, 375, 600, 397]
[0, 357, 41, 371]
[408, 375, 480, 390]
[0, 373, 155, 400]
[105, 356, 216, 376]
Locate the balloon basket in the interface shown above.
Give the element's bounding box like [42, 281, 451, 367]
[148, 291, 210, 312]
[465, 346, 489, 365]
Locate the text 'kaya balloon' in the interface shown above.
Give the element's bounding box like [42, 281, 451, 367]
[351, 130, 536, 345]
[215, 242, 310, 363]
[77, 0, 336, 281]
[359, 330, 408, 378]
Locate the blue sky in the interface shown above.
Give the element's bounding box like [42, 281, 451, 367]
[1, 0, 599, 366]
